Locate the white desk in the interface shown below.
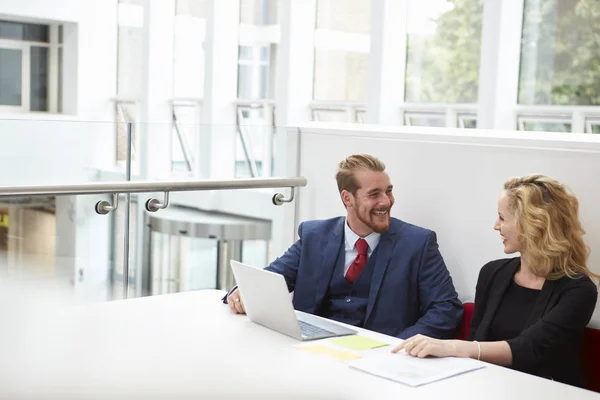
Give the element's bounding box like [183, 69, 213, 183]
[1, 289, 598, 399]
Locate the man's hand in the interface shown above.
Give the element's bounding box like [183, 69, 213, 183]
[227, 288, 246, 314]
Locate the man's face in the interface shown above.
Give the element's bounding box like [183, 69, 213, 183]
[342, 169, 394, 235]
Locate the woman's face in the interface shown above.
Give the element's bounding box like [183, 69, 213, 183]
[494, 191, 521, 254]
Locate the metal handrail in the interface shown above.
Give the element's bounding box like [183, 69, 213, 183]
[0, 177, 307, 197]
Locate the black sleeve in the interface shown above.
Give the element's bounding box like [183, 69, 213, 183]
[468, 261, 494, 340]
[507, 278, 598, 371]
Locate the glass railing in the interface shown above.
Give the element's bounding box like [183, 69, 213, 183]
[0, 119, 128, 303]
[0, 118, 305, 305]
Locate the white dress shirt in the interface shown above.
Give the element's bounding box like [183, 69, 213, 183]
[343, 219, 381, 276]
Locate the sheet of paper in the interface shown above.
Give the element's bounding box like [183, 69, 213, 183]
[329, 336, 389, 351]
[298, 344, 363, 361]
[349, 351, 485, 387]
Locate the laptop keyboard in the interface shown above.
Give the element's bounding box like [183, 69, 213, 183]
[298, 320, 335, 338]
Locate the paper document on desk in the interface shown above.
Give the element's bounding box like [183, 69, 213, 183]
[349, 352, 485, 387]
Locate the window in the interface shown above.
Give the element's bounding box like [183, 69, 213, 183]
[173, 0, 206, 98]
[313, 0, 370, 101]
[116, 0, 146, 168]
[171, 0, 206, 175]
[235, 0, 278, 178]
[237, 45, 271, 99]
[0, 20, 63, 113]
[517, 115, 572, 132]
[404, 0, 482, 103]
[519, 0, 600, 105]
[237, 0, 279, 100]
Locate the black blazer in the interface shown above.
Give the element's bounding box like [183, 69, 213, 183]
[469, 257, 598, 387]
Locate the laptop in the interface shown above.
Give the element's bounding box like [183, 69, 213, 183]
[230, 260, 357, 341]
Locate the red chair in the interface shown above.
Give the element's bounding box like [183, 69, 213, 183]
[459, 302, 475, 340]
[581, 327, 600, 392]
[459, 301, 600, 392]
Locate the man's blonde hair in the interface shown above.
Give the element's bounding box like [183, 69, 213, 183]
[503, 174, 599, 281]
[335, 154, 386, 195]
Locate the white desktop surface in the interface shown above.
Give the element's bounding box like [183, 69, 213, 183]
[1, 289, 598, 399]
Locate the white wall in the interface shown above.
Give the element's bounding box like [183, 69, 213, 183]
[0, 0, 119, 182]
[0, 0, 118, 121]
[290, 122, 600, 326]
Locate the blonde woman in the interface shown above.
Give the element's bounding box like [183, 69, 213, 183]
[392, 174, 599, 387]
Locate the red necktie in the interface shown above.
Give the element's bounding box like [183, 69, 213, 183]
[346, 238, 368, 284]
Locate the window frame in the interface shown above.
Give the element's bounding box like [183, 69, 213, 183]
[0, 23, 62, 114]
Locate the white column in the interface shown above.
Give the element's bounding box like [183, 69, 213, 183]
[476, 0, 525, 130]
[201, 0, 240, 179]
[271, 0, 317, 257]
[365, 0, 407, 125]
[61, 22, 78, 115]
[139, 0, 176, 180]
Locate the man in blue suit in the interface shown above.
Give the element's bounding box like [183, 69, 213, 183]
[226, 154, 462, 339]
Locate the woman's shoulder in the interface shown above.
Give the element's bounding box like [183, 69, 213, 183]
[557, 273, 598, 293]
[479, 257, 520, 277]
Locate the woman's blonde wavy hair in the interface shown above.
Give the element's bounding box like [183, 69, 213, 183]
[503, 174, 599, 281]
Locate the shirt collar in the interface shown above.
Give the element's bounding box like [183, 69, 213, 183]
[344, 218, 381, 252]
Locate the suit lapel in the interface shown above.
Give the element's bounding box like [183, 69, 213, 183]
[364, 225, 398, 323]
[475, 258, 520, 340]
[313, 218, 345, 311]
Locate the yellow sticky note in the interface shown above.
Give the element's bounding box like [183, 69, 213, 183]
[299, 344, 363, 361]
[329, 336, 389, 351]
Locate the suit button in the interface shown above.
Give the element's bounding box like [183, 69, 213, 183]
[346, 298, 351, 303]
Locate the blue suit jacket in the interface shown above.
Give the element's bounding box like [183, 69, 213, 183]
[265, 217, 463, 339]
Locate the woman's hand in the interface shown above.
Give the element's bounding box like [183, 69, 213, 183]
[391, 334, 476, 359]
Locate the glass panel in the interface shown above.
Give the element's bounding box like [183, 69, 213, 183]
[150, 232, 219, 295]
[117, 7, 145, 99]
[115, 103, 139, 165]
[30, 46, 49, 112]
[111, 197, 137, 299]
[58, 25, 63, 44]
[242, 240, 268, 268]
[356, 110, 365, 123]
[313, 50, 369, 101]
[0, 48, 22, 106]
[58, 48, 63, 112]
[519, 0, 600, 105]
[173, 5, 205, 98]
[240, 0, 279, 25]
[0, 209, 7, 267]
[521, 120, 572, 132]
[172, 104, 200, 173]
[176, 0, 206, 18]
[459, 117, 477, 129]
[316, 0, 370, 34]
[312, 109, 348, 122]
[405, 0, 482, 103]
[405, 113, 445, 127]
[0, 20, 49, 42]
[313, 0, 370, 102]
[235, 108, 273, 178]
[0, 120, 124, 303]
[592, 124, 600, 134]
[237, 45, 270, 99]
